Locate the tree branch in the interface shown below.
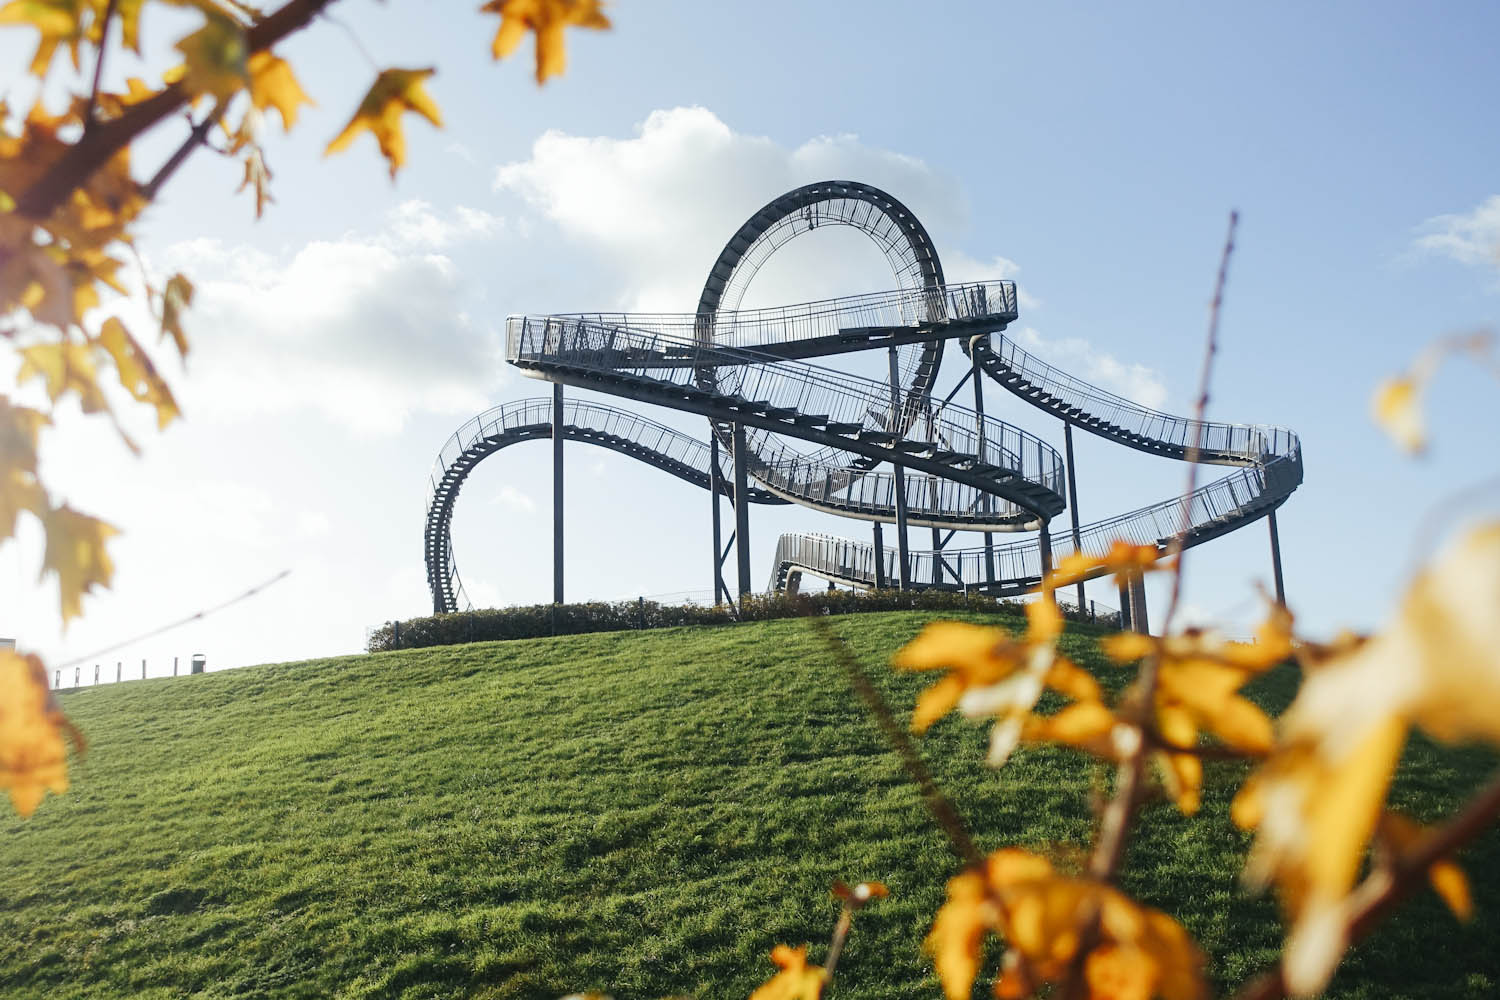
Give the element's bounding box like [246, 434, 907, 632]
[143, 99, 229, 201]
[1230, 765, 1500, 1000]
[83, 0, 119, 130]
[16, 0, 339, 220]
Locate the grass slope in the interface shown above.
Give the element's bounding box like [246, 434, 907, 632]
[3, 611, 1497, 999]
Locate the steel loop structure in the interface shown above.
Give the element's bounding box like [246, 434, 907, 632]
[423, 180, 1303, 620]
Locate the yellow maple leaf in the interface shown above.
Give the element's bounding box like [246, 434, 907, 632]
[749, 944, 825, 1000]
[160, 272, 194, 358]
[18, 341, 110, 414]
[0, 649, 77, 816]
[0, 0, 87, 78]
[96, 317, 180, 429]
[248, 49, 313, 131]
[0, 397, 50, 540]
[40, 502, 117, 624]
[325, 67, 443, 179]
[1372, 375, 1424, 455]
[481, 0, 610, 84]
[172, 11, 249, 101]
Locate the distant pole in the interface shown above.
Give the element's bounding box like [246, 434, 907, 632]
[1037, 520, 1053, 578]
[1063, 421, 1085, 612]
[173, 656, 178, 677]
[971, 343, 995, 588]
[54, 670, 59, 689]
[141, 658, 146, 680]
[1268, 509, 1286, 605]
[637, 595, 645, 629]
[888, 347, 910, 589]
[872, 520, 886, 589]
[710, 433, 726, 603]
[732, 423, 752, 600]
[552, 381, 564, 605]
[116, 661, 121, 683]
[93, 664, 98, 685]
[74, 667, 80, 687]
[1118, 583, 1132, 631]
[931, 526, 943, 586]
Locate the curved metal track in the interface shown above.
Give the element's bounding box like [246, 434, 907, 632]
[424, 398, 789, 614]
[424, 179, 1302, 613]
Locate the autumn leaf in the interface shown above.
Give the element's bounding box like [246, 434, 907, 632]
[325, 67, 443, 179]
[0, 396, 49, 540]
[18, 341, 110, 414]
[96, 317, 180, 429]
[1372, 375, 1424, 454]
[248, 49, 313, 131]
[749, 944, 825, 1000]
[40, 502, 117, 624]
[1376, 812, 1473, 922]
[0, 649, 76, 816]
[173, 11, 249, 101]
[481, 0, 610, 84]
[0, 0, 87, 78]
[238, 147, 273, 218]
[161, 272, 194, 358]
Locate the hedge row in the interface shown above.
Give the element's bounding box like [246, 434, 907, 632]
[367, 589, 1121, 652]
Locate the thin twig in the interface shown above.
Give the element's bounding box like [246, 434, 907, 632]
[143, 99, 230, 201]
[53, 569, 291, 669]
[15, 0, 339, 220]
[1230, 765, 1500, 1000]
[809, 615, 985, 869]
[83, 0, 119, 130]
[822, 907, 855, 987]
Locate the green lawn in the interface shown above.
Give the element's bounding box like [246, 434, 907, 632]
[3, 611, 1496, 999]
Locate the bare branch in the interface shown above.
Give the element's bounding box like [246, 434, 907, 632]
[83, 0, 120, 131]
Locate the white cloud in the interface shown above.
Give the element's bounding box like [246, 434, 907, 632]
[1413, 195, 1500, 274]
[1014, 326, 1168, 409]
[491, 484, 536, 513]
[159, 228, 504, 434]
[384, 200, 503, 250]
[494, 107, 984, 312]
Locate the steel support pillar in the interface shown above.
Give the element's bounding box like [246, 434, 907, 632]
[889, 347, 910, 589]
[710, 432, 727, 604]
[732, 422, 752, 599]
[873, 520, 887, 589]
[1268, 509, 1286, 606]
[1118, 582, 1132, 631]
[932, 526, 943, 585]
[1130, 579, 1151, 635]
[1063, 421, 1085, 612]
[971, 342, 995, 589]
[552, 382, 564, 605]
[1038, 519, 1053, 578]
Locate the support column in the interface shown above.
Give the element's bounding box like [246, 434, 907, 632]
[710, 432, 726, 604]
[1268, 509, 1286, 606]
[1063, 421, 1085, 612]
[1038, 519, 1053, 578]
[931, 526, 943, 585]
[873, 520, 887, 589]
[1118, 582, 1133, 631]
[732, 422, 752, 599]
[971, 343, 995, 589]
[552, 382, 564, 605]
[1130, 579, 1151, 635]
[889, 347, 911, 589]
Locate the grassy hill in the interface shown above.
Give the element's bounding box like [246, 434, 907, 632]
[3, 611, 1497, 999]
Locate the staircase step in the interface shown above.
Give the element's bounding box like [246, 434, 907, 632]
[793, 413, 831, 427]
[825, 421, 863, 435]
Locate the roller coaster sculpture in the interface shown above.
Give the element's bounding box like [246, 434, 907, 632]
[423, 181, 1302, 625]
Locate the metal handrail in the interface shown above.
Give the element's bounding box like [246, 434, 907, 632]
[504, 312, 1065, 502]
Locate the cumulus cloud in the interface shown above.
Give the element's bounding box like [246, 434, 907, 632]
[1413, 195, 1500, 274]
[494, 106, 977, 311]
[1014, 326, 1168, 409]
[159, 206, 507, 434]
[491, 484, 536, 513]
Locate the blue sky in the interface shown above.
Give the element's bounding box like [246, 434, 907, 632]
[4, 1, 1498, 675]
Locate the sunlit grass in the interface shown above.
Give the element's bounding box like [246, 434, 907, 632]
[2, 611, 1495, 998]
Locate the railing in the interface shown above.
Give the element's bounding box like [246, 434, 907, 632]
[770, 450, 1302, 593]
[506, 280, 1017, 358]
[980, 333, 1299, 465]
[504, 314, 1066, 504]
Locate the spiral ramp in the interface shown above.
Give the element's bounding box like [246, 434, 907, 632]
[423, 180, 1301, 614]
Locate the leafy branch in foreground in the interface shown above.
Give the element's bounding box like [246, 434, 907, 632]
[0, 0, 611, 817]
